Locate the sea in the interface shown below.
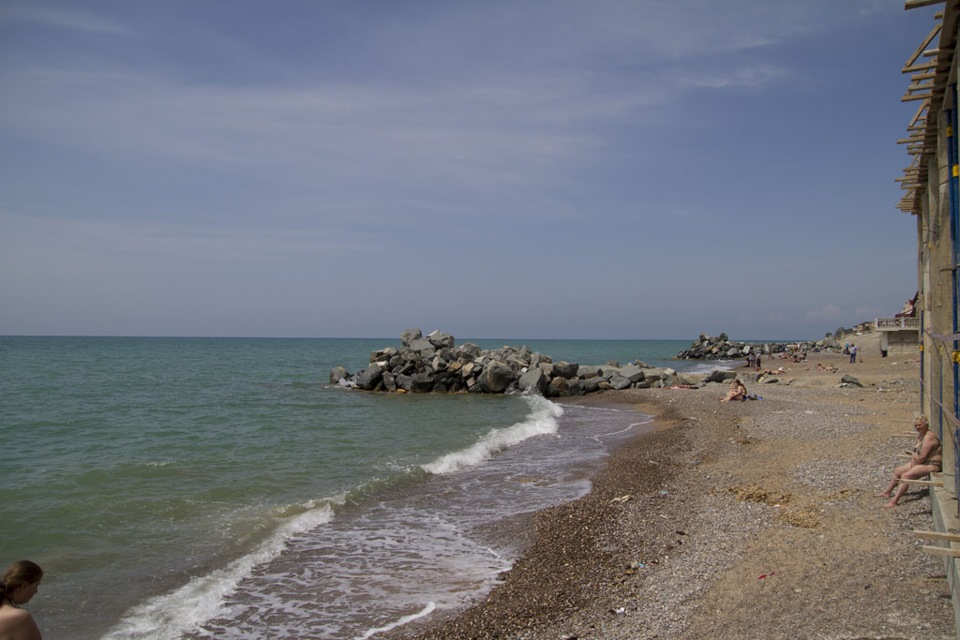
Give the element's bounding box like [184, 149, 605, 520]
[0, 336, 729, 640]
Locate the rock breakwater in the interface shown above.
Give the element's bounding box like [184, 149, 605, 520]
[330, 328, 701, 397]
[676, 333, 843, 361]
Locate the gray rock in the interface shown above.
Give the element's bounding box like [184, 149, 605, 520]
[704, 370, 737, 384]
[426, 330, 455, 348]
[518, 367, 549, 395]
[552, 361, 579, 379]
[400, 328, 422, 347]
[479, 361, 517, 393]
[356, 363, 384, 391]
[329, 366, 350, 384]
[840, 374, 864, 387]
[577, 365, 603, 379]
[548, 376, 571, 397]
[620, 363, 646, 383]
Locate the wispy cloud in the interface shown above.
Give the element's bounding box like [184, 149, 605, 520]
[0, 5, 136, 36]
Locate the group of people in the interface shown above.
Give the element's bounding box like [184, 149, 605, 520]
[716, 375, 940, 510]
[0, 560, 43, 640]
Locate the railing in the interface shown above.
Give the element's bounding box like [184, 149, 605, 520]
[876, 316, 921, 329]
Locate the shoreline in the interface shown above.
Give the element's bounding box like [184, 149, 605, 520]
[386, 333, 957, 639]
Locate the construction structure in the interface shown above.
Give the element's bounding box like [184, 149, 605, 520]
[898, 0, 960, 632]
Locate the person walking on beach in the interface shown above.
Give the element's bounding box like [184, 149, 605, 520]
[0, 560, 44, 640]
[849, 344, 857, 364]
[876, 415, 942, 508]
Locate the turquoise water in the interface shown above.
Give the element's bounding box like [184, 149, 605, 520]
[0, 336, 701, 639]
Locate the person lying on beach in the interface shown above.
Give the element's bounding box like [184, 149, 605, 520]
[719, 379, 747, 402]
[816, 363, 839, 373]
[0, 560, 44, 640]
[876, 415, 942, 508]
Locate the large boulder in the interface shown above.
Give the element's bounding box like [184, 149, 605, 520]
[427, 330, 455, 349]
[400, 328, 423, 347]
[408, 339, 436, 359]
[329, 366, 350, 384]
[356, 363, 384, 391]
[552, 361, 579, 379]
[518, 367, 549, 395]
[479, 361, 517, 393]
[620, 363, 645, 383]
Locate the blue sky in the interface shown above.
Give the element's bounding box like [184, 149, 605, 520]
[0, 1, 934, 340]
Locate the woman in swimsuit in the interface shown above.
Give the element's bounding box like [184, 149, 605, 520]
[0, 560, 44, 640]
[876, 415, 942, 508]
[719, 379, 747, 403]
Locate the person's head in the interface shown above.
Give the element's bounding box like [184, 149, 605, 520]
[1, 560, 43, 605]
[914, 414, 930, 433]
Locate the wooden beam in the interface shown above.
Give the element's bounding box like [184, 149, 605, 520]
[904, 93, 934, 102]
[914, 530, 960, 542]
[922, 545, 960, 558]
[901, 478, 944, 487]
[903, 23, 942, 72]
[905, 60, 941, 73]
[905, 0, 946, 9]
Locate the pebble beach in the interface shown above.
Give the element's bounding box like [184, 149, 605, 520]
[385, 331, 957, 640]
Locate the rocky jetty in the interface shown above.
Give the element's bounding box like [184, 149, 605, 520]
[676, 333, 842, 361]
[330, 328, 702, 397]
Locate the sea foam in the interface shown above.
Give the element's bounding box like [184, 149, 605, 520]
[421, 394, 563, 475]
[100, 502, 336, 640]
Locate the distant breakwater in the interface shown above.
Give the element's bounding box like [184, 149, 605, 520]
[330, 328, 707, 397]
[674, 333, 845, 361]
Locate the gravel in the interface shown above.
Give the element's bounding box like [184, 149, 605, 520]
[384, 349, 955, 640]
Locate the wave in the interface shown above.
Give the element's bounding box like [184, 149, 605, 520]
[100, 501, 337, 640]
[421, 394, 563, 475]
[356, 602, 437, 640]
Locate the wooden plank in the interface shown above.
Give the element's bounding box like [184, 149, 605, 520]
[903, 23, 942, 72]
[922, 545, 960, 558]
[905, 0, 946, 9]
[914, 530, 960, 542]
[901, 478, 944, 487]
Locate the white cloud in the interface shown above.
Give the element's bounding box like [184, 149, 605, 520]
[0, 5, 136, 36]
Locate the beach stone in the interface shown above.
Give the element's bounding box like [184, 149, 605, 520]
[548, 376, 571, 397]
[408, 338, 435, 354]
[427, 330, 455, 348]
[479, 361, 517, 393]
[577, 365, 603, 379]
[356, 363, 384, 391]
[411, 372, 435, 392]
[382, 372, 397, 392]
[704, 370, 737, 383]
[552, 361, 579, 379]
[400, 328, 422, 346]
[583, 376, 602, 393]
[518, 367, 548, 395]
[610, 374, 633, 390]
[456, 343, 483, 359]
[840, 374, 864, 387]
[620, 363, 646, 383]
[329, 366, 349, 384]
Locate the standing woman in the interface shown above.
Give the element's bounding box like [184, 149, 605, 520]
[0, 560, 44, 640]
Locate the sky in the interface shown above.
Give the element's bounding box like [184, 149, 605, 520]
[0, 1, 938, 340]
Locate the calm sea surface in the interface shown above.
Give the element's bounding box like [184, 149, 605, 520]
[0, 336, 716, 640]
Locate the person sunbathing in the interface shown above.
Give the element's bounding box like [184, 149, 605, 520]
[720, 379, 747, 402]
[876, 415, 942, 507]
